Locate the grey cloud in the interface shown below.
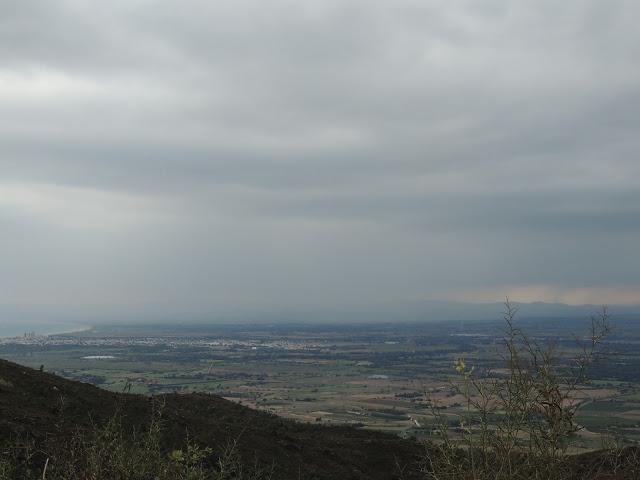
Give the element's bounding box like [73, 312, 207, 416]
[1, 0, 639, 322]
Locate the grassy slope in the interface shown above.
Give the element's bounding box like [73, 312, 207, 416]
[0, 359, 423, 480]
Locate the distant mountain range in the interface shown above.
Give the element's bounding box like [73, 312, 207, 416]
[1, 300, 639, 332]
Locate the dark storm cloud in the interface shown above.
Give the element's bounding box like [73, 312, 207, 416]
[1, 0, 639, 321]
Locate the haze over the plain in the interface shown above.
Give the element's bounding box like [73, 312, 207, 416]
[1, 1, 639, 324]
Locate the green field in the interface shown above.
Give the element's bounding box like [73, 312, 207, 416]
[2, 318, 640, 447]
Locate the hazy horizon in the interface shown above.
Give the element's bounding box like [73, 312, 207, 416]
[2, 1, 639, 325]
[2, 300, 639, 337]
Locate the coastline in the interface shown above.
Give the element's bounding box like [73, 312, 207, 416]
[0, 323, 93, 339]
[48, 324, 94, 336]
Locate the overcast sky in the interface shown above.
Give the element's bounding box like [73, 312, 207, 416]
[1, 1, 639, 323]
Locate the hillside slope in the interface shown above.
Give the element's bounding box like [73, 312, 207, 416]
[0, 358, 423, 479]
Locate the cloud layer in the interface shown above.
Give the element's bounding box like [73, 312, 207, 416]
[2, 1, 639, 321]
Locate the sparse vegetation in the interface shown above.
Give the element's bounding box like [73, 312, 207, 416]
[0, 358, 422, 480]
[423, 301, 640, 479]
[0, 403, 273, 480]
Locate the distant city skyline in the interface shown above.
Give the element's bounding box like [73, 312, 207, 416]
[1, 1, 639, 323]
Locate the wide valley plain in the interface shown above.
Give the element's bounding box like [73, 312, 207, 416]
[2, 315, 640, 452]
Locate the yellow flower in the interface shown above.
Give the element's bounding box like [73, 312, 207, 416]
[169, 450, 184, 463]
[454, 358, 466, 374]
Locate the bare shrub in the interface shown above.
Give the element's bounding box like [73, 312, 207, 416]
[423, 300, 616, 480]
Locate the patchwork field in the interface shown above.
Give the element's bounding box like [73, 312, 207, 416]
[2, 316, 640, 450]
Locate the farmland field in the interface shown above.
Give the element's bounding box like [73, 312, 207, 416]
[2, 315, 640, 450]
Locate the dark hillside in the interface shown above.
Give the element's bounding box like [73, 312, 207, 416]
[1, 358, 638, 479]
[0, 358, 423, 479]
